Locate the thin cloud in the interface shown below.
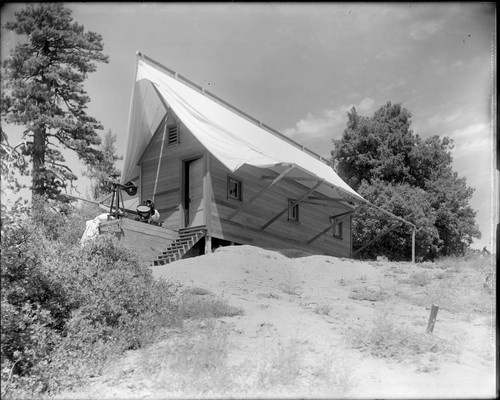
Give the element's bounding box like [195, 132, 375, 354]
[451, 123, 491, 159]
[409, 19, 444, 40]
[426, 109, 464, 128]
[283, 97, 376, 140]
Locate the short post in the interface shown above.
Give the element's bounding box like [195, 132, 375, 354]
[426, 304, 439, 333]
[204, 235, 212, 254]
[411, 226, 416, 264]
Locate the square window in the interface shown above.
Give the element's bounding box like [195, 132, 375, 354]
[331, 218, 343, 239]
[288, 200, 299, 222]
[227, 177, 242, 201]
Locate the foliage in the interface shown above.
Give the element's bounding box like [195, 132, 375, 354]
[348, 312, 459, 363]
[1, 3, 109, 200]
[395, 252, 495, 315]
[1, 129, 27, 197]
[349, 285, 389, 302]
[354, 179, 441, 261]
[332, 102, 480, 260]
[83, 130, 122, 200]
[1, 199, 179, 398]
[178, 292, 244, 320]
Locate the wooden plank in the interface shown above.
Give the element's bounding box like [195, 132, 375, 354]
[137, 112, 169, 165]
[426, 304, 439, 333]
[261, 176, 320, 182]
[363, 201, 415, 228]
[210, 160, 352, 257]
[353, 215, 402, 221]
[260, 180, 324, 230]
[228, 164, 295, 220]
[204, 151, 213, 253]
[352, 223, 400, 256]
[306, 211, 354, 245]
[308, 196, 361, 203]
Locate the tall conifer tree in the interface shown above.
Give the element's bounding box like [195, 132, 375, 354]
[1, 3, 109, 200]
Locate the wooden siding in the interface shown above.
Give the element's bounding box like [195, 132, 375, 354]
[100, 218, 176, 263]
[139, 111, 353, 257]
[139, 112, 205, 231]
[187, 157, 204, 226]
[208, 156, 352, 257]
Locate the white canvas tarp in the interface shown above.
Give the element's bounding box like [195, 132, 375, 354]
[122, 57, 364, 202]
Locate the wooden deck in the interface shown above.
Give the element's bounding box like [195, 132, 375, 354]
[100, 218, 177, 264]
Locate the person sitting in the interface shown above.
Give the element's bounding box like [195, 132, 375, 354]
[136, 199, 161, 225]
[145, 199, 161, 225]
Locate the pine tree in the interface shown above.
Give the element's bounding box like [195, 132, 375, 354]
[84, 130, 122, 200]
[1, 3, 109, 200]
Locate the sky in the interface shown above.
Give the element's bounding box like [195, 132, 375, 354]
[0, 2, 497, 250]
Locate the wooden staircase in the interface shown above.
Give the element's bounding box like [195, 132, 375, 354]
[153, 226, 207, 266]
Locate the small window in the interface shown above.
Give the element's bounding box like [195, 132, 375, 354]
[331, 218, 343, 239]
[166, 124, 179, 146]
[288, 200, 299, 222]
[227, 176, 242, 201]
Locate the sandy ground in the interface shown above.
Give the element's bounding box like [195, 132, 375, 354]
[56, 245, 497, 399]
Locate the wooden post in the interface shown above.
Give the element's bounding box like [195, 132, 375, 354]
[426, 304, 439, 333]
[203, 151, 212, 254]
[412, 226, 416, 264]
[205, 235, 212, 255]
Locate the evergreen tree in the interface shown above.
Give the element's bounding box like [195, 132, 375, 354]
[1, 3, 109, 200]
[83, 130, 121, 200]
[332, 101, 480, 260]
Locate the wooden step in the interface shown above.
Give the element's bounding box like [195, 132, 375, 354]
[152, 226, 207, 266]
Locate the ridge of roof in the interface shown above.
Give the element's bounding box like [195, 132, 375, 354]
[136, 51, 333, 168]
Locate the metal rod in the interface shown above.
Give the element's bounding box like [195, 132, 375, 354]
[352, 223, 400, 256]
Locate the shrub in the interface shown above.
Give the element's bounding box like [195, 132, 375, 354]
[178, 293, 244, 320]
[348, 313, 459, 363]
[1, 199, 179, 398]
[313, 304, 332, 315]
[401, 271, 432, 287]
[137, 319, 234, 396]
[349, 286, 389, 302]
[395, 253, 495, 316]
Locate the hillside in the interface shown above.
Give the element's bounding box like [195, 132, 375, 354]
[56, 245, 496, 399]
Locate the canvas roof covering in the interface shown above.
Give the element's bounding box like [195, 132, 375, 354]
[121, 55, 365, 203]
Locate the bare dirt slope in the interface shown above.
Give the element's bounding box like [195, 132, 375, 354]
[57, 245, 496, 399]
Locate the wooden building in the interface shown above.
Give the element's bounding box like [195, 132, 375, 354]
[115, 53, 400, 265]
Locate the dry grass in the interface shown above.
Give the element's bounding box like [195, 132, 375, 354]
[313, 303, 332, 315]
[347, 312, 460, 366]
[394, 254, 495, 316]
[279, 270, 303, 296]
[349, 285, 389, 302]
[178, 292, 244, 320]
[137, 319, 234, 396]
[255, 337, 356, 396]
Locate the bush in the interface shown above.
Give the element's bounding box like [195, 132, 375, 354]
[348, 312, 459, 363]
[349, 286, 389, 302]
[1, 198, 179, 398]
[178, 292, 244, 320]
